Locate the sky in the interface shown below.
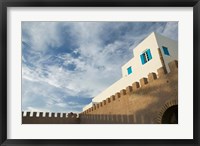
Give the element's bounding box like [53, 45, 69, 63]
[22, 21, 178, 113]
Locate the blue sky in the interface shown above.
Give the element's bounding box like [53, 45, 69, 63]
[22, 22, 178, 113]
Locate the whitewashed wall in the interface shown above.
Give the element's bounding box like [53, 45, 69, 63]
[155, 33, 178, 72]
[83, 32, 178, 110]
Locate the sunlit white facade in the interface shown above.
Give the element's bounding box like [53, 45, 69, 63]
[83, 32, 178, 111]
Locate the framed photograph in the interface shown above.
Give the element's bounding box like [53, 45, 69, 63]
[0, 0, 199, 145]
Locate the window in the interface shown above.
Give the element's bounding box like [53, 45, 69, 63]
[127, 66, 132, 75]
[140, 49, 152, 65]
[162, 46, 170, 56]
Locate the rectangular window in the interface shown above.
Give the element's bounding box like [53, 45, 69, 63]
[162, 46, 170, 56]
[127, 66, 132, 75]
[140, 49, 152, 65]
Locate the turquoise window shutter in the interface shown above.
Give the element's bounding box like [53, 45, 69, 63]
[147, 49, 152, 60]
[127, 67, 132, 75]
[140, 54, 145, 65]
[162, 46, 170, 56]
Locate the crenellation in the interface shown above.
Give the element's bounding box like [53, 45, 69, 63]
[45, 112, 49, 117]
[111, 95, 115, 101]
[157, 67, 167, 78]
[148, 72, 157, 82]
[132, 82, 140, 90]
[51, 113, 55, 118]
[27, 112, 31, 117]
[120, 89, 126, 96]
[33, 112, 37, 117]
[115, 92, 120, 98]
[106, 97, 111, 103]
[63, 113, 67, 118]
[168, 60, 178, 72]
[103, 100, 106, 105]
[140, 77, 148, 87]
[39, 112, 43, 117]
[22, 111, 80, 124]
[126, 86, 133, 94]
[57, 113, 61, 118]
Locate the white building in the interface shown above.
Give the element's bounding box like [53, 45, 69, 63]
[83, 32, 178, 111]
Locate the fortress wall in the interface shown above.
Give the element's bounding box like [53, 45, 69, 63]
[79, 114, 154, 124]
[81, 60, 178, 124]
[22, 112, 80, 124]
[22, 60, 178, 124]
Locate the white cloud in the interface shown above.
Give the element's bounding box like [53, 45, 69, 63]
[22, 22, 63, 51]
[161, 22, 178, 40]
[22, 22, 178, 113]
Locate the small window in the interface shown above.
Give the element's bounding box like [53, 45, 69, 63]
[162, 46, 170, 56]
[127, 66, 132, 75]
[140, 49, 152, 65]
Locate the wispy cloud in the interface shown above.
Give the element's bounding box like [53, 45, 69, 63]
[22, 21, 178, 113]
[22, 22, 64, 51]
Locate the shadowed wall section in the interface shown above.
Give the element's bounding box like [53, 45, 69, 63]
[80, 60, 178, 124]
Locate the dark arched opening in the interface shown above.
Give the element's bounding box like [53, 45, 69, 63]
[161, 105, 178, 124]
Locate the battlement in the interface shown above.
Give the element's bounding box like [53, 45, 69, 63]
[22, 60, 178, 124]
[22, 111, 80, 124]
[81, 60, 178, 115]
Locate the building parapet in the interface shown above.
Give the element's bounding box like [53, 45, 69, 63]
[81, 60, 178, 115]
[22, 111, 80, 124]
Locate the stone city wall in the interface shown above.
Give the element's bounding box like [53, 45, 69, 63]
[22, 112, 80, 124]
[22, 60, 178, 124]
[80, 60, 178, 124]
